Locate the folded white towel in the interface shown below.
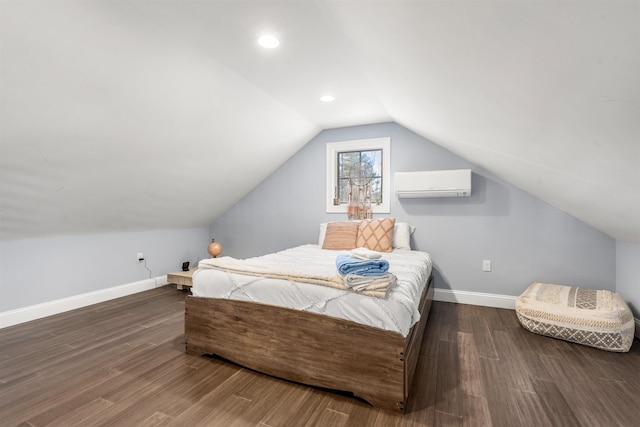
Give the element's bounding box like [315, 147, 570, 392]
[344, 273, 398, 298]
[350, 247, 382, 260]
[345, 272, 396, 287]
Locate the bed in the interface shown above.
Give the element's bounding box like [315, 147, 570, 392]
[184, 220, 434, 413]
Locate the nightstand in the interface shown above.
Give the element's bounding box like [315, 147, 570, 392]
[167, 268, 198, 290]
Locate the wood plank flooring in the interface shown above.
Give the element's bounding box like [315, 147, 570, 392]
[1, 286, 639, 426]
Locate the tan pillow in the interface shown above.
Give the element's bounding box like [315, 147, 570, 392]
[356, 218, 396, 252]
[322, 221, 360, 250]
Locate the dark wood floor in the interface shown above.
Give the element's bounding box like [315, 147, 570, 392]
[1, 286, 639, 426]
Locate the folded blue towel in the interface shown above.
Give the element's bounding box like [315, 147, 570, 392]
[335, 254, 389, 276]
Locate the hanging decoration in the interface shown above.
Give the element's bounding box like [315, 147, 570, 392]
[347, 163, 373, 220]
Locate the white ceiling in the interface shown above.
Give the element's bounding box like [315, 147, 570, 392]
[1, 1, 638, 243]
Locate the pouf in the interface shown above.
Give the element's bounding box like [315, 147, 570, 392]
[515, 282, 635, 352]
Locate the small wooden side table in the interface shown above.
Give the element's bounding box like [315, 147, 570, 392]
[167, 268, 198, 290]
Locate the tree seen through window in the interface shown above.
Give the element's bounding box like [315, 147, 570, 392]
[337, 149, 382, 205]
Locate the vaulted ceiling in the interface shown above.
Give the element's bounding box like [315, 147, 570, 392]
[1, 1, 638, 242]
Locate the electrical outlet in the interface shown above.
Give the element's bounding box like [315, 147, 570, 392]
[483, 260, 492, 272]
[137, 252, 144, 262]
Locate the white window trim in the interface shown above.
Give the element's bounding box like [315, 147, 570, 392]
[326, 137, 391, 214]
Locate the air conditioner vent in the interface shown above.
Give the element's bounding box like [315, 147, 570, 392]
[394, 169, 472, 198]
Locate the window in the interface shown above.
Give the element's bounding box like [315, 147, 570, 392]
[337, 149, 382, 204]
[326, 137, 390, 214]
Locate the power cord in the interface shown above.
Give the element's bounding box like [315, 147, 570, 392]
[142, 259, 152, 278]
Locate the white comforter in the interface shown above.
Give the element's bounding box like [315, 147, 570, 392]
[191, 244, 432, 337]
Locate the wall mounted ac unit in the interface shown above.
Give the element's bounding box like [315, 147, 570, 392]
[394, 169, 472, 198]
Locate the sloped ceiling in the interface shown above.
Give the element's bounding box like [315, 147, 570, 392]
[1, 1, 638, 243]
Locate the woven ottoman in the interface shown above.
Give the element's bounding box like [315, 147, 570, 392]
[516, 282, 635, 352]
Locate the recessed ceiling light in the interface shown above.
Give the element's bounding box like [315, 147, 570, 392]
[258, 35, 280, 49]
[320, 95, 335, 103]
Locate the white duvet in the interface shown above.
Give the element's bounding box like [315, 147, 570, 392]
[191, 245, 432, 337]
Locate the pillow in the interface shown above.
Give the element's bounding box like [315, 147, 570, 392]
[319, 222, 352, 246]
[322, 221, 360, 250]
[356, 218, 396, 252]
[318, 222, 328, 246]
[393, 222, 415, 250]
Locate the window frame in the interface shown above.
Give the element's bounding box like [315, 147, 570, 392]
[325, 137, 391, 214]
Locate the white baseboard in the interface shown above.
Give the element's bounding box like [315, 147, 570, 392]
[0, 275, 168, 329]
[434, 288, 517, 310]
[2, 282, 635, 337]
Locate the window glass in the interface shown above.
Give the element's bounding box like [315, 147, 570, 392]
[326, 138, 390, 214]
[337, 150, 382, 204]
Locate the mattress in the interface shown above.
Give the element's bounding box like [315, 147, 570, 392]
[191, 244, 432, 337]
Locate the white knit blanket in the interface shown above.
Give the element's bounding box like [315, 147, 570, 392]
[199, 255, 346, 290]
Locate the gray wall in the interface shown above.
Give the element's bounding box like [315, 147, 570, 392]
[0, 227, 210, 312]
[1, 122, 628, 315]
[616, 241, 640, 318]
[210, 122, 616, 297]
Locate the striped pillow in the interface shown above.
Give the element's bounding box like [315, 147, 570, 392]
[322, 221, 360, 250]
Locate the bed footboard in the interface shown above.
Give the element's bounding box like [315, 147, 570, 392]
[185, 274, 433, 413]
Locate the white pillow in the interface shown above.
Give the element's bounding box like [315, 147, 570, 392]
[318, 222, 328, 246]
[393, 222, 415, 250]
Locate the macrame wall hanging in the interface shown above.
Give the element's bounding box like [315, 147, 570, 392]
[347, 163, 373, 220]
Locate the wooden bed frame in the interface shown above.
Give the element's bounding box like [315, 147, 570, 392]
[185, 273, 434, 413]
